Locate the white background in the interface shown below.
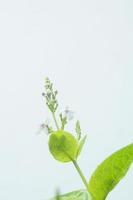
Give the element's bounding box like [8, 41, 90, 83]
[0, 0, 133, 199]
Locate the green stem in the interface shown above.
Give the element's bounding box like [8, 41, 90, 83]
[72, 160, 89, 192]
[52, 112, 59, 130]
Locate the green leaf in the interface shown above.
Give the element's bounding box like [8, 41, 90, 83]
[76, 120, 81, 140]
[49, 130, 78, 162]
[88, 143, 133, 200]
[77, 135, 87, 158]
[50, 189, 92, 200]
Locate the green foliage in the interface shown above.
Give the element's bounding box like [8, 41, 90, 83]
[76, 120, 81, 140]
[49, 130, 79, 162]
[54, 189, 60, 200]
[50, 189, 92, 200]
[41, 78, 133, 199]
[76, 135, 87, 158]
[88, 143, 133, 200]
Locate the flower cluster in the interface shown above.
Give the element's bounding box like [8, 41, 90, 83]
[40, 78, 76, 134]
[42, 77, 58, 113]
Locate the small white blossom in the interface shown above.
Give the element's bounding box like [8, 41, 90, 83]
[63, 106, 75, 121]
[38, 118, 51, 135]
[40, 123, 49, 134]
[44, 118, 51, 126]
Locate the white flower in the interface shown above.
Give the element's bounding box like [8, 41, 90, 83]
[63, 106, 75, 121]
[44, 118, 51, 126]
[40, 123, 49, 134]
[38, 118, 51, 135]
